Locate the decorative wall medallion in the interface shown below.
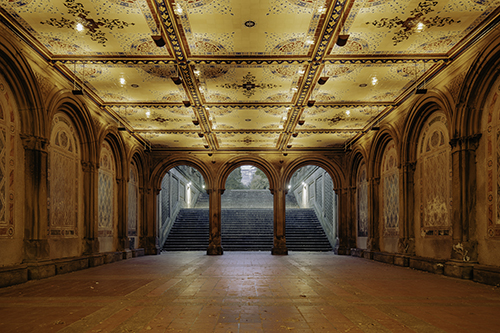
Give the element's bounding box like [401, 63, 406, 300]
[366, 1, 460, 45]
[217, 72, 281, 98]
[41, 0, 135, 46]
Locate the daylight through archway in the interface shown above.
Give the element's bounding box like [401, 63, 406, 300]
[286, 166, 337, 251]
[160, 165, 208, 251]
[221, 166, 273, 251]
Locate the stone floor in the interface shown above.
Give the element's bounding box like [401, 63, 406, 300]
[1, 252, 500, 332]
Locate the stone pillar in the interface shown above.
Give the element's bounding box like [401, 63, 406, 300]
[22, 135, 50, 261]
[271, 187, 288, 255]
[368, 177, 380, 252]
[335, 187, 350, 255]
[140, 186, 160, 255]
[207, 188, 223, 255]
[81, 160, 99, 254]
[449, 134, 481, 262]
[399, 161, 416, 255]
[116, 176, 130, 251]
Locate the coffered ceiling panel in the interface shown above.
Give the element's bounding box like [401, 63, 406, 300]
[1, 0, 499, 151]
[217, 132, 280, 149]
[113, 106, 196, 130]
[313, 62, 429, 103]
[334, 0, 500, 56]
[301, 105, 386, 130]
[197, 65, 303, 103]
[208, 106, 289, 131]
[141, 132, 206, 148]
[177, 0, 330, 56]
[290, 131, 359, 149]
[2, 0, 166, 56]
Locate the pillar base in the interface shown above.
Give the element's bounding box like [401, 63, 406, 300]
[335, 246, 351, 255]
[272, 246, 288, 255]
[23, 239, 50, 261]
[207, 245, 223, 255]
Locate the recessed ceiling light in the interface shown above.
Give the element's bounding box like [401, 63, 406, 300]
[416, 22, 425, 32]
[244, 21, 256, 28]
[145, 111, 151, 118]
[345, 110, 351, 116]
[119, 77, 126, 85]
[75, 23, 84, 32]
[371, 76, 378, 85]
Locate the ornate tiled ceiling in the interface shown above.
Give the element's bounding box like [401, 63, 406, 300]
[1, 0, 499, 151]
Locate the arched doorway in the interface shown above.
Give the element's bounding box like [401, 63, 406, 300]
[221, 165, 273, 251]
[159, 165, 207, 251]
[287, 166, 337, 251]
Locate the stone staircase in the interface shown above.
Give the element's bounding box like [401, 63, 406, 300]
[162, 190, 332, 252]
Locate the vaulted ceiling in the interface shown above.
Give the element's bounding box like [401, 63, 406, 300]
[1, 0, 499, 152]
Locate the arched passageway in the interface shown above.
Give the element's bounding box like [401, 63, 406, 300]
[287, 166, 337, 251]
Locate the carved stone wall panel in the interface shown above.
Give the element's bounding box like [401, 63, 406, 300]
[417, 113, 451, 237]
[357, 163, 368, 237]
[0, 80, 16, 238]
[127, 162, 138, 236]
[381, 141, 399, 237]
[98, 141, 116, 237]
[485, 78, 500, 237]
[48, 114, 80, 237]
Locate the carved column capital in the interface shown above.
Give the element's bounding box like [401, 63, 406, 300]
[449, 133, 482, 152]
[21, 134, 49, 152]
[81, 160, 96, 173]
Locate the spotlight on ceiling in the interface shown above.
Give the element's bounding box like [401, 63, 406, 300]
[307, 100, 315, 107]
[192, 119, 199, 126]
[198, 133, 204, 138]
[336, 34, 350, 47]
[287, 145, 292, 149]
[151, 35, 166, 47]
[318, 77, 329, 85]
[415, 88, 428, 95]
[183, 100, 191, 107]
[298, 120, 305, 126]
[171, 77, 182, 85]
[204, 145, 209, 149]
[292, 132, 298, 138]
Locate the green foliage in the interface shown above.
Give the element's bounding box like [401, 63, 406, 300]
[225, 168, 248, 189]
[249, 168, 269, 189]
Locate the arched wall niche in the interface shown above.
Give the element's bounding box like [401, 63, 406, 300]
[414, 110, 452, 259]
[97, 139, 119, 253]
[47, 112, 84, 258]
[0, 68, 23, 267]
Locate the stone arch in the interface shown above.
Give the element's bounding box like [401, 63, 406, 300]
[283, 156, 345, 191]
[457, 30, 500, 137]
[216, 155, 278, 192]
[46, 95, 97, 164]
[0, 30, 43, 138]
[151, 155, 212, 192]
[402, 95, 452, 165]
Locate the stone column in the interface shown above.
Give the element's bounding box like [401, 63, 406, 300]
[116, 176, 130, 252]
[335, 187, 350, 254]
[81, 160, 99, 254]
[271, 187, 288, 255]
[22, 135, 50, 261]
[368, 177, 380, 252]
[140, 186, 161, 255]
[207, 188, 223, 255]
[449, 134, 481, 262]
[399, 161, 416, 255]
